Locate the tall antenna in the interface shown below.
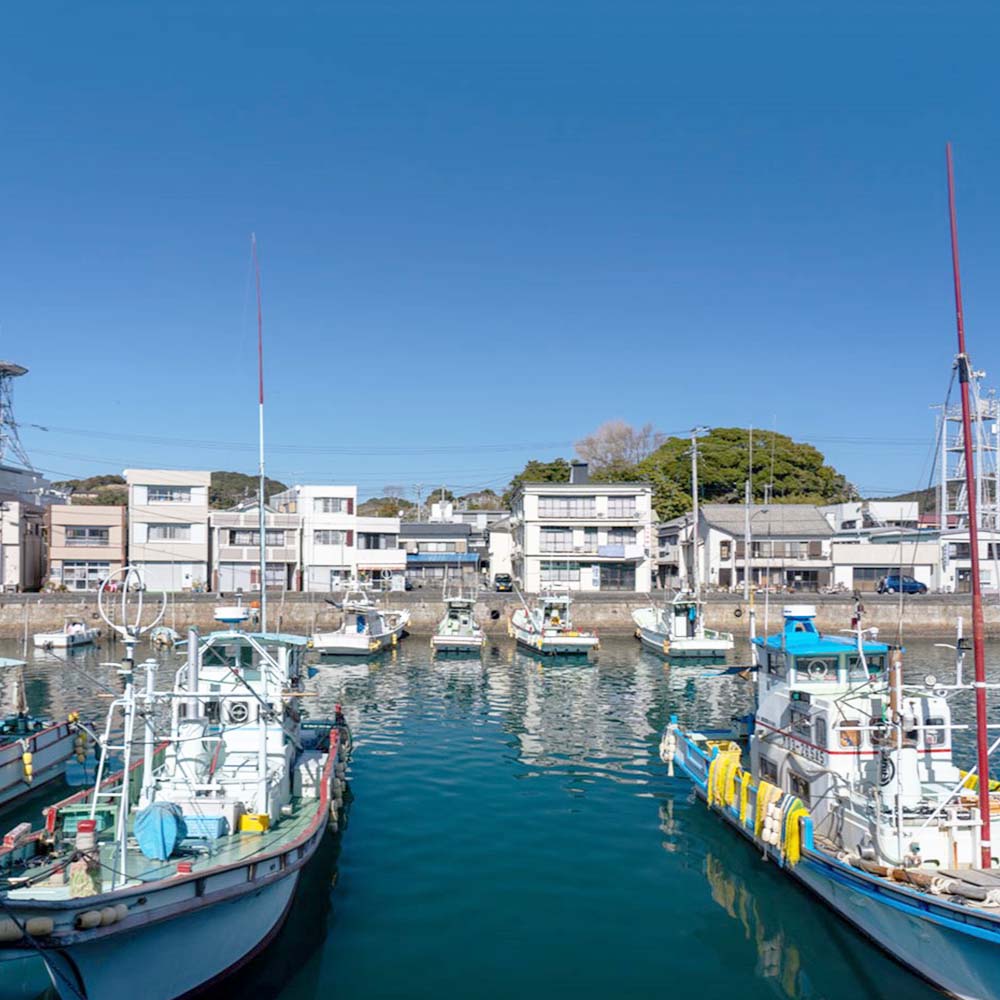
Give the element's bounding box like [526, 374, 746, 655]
[0, 362, 33, 468]
[252, 234, 267, 635]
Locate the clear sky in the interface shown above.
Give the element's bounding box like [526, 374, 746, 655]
[2, 2, 998, 501]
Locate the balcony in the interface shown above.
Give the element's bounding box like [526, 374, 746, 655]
[218, 546, 298, 563]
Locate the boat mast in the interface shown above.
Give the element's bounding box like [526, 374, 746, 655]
[945, 143, 992, 868]
[690, 427, 705, 601]
[253, 233, 267, 636]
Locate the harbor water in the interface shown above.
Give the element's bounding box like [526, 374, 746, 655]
[6, 635, 995, 1000]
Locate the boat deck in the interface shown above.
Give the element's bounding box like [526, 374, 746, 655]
[8, 799, 316, 901]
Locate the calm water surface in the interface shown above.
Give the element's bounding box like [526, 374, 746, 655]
[5, 634, 994, 1000]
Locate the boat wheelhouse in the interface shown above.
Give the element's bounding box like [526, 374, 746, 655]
[32, 620, 100, 650]
[432, 596, 484, 655]
[510, 591, 599, 657]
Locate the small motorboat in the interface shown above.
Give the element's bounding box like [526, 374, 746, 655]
[632, 590, 734, 660]
[32, 619, 100, 649]
[312, 587, 409, 656]
[509, 590, 598, 657]
[432, 596, 484, 656]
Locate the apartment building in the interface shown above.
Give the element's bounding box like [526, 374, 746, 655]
[400, 522, 478, 588]
[270, 485, 404, 591]
[698, 503, 834, 592]
[125, 469, 211, 591]
[208, 502, 303, 591]
[46, 504, 126, 590]
[510, 463, 654, 593]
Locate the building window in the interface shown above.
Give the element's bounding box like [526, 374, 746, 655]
[583, 527, 598, 550]
[249, 563, 287, 587]
[607, 496, 637, 517]
[314, 529, 346, 546]
[61, 561, 111, 590]
[148, 523, 192, 541]
[949, 542, 971, 559]
[359, 533, 397, 550]
[540, 560, 580, 582]
[538, 496, 596, 518]
[607, 527, 635, 547]
[599, 563, 636, 590]
[65, 526, 110, 546]
[147, 486, 192, 503]
[540, 528, 573, 553]
[314, 497, 348, 514]
[720, 540, 731, 560]
[417, 540, 456, 553]
[228, 529, 285, 546]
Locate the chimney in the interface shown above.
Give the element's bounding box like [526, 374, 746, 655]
[570, 461, 590, 485]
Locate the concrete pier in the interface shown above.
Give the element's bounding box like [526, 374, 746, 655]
[1, 591, 996, 639]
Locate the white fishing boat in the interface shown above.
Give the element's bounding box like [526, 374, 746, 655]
[509, 590, 598, 657]
[662, 146, 1000, 1000]
[0, 617, 350, 1000]
[431, 596, 484, 655]
[632, 590, 734, 659]
[32, 620, 99, 650]
[0, 659, 85, 809]
[312, 587, 410, 656]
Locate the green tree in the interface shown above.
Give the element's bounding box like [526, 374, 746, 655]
[210, 472, 289, 510]
[502, 458, 571, 508]
[359, 496, 415, 517]
[636, 427, 855, 520]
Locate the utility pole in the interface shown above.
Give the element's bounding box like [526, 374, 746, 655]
[690, 427, 708, 599]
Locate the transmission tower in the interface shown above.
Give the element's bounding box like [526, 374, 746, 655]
[937, 370, 1000, 531]
[0, 362, 33, 469]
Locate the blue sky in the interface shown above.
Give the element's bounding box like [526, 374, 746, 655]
[2, 2, 998, 501]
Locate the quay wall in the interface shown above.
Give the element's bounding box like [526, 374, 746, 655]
[0, 592, 996, 639]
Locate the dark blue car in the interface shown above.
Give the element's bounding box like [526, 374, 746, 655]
[877, 574, 928, 595]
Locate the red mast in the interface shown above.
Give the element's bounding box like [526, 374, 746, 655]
[946, 142, 992, 868]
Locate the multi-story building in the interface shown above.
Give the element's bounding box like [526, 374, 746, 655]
[429, 502, 510, 573]
[510, 463, 654, 593]
[125, 469, 211, 591]
[45, 504, 126, 591]
[698, 503, 834, 592]
[0, 499, 45, 592]
[400, 522, 478, 589]
[208, 502, 303, 592]
[270, 485, 404, 591]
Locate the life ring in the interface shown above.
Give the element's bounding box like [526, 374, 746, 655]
[734, 607, 743, 618]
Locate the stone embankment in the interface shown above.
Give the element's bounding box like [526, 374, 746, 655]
[0, 591, 994, 639]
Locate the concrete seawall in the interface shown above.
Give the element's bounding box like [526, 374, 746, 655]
[2, 591, 996, 639]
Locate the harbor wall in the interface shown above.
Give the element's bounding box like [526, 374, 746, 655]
[1, 592, 996, 639]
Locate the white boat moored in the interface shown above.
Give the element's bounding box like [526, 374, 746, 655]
[32, 620, 99, 650]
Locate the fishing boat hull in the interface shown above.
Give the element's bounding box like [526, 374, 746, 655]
[668, 724, 1000, 1000]
[431, 634, 484, 655]
[0, 722, 78, 809]
[312, 612, 409, 656]
[631, 608, 732, 660]
[510, 624, 598, 657]
[32, 630, 98, 650]
[41, 870, 299, 1000]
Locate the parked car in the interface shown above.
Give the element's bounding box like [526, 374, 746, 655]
[494, 573, 513, 592]
[877, 574, 928, 595]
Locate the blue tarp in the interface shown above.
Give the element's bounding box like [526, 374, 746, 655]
[135, 802, 186, 861]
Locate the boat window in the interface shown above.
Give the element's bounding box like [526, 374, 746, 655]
[838, 720, 861, 748]
[813, 716, 828, 748]
[205, 700, 220, 724]
[924, 715, 946, 748]
[767, 652, 786, 677]
[759, 756, 779, 783]
[868, 655, 885, 673]
[790, 705, 811, 736]
[788, 773, 810, 807]
[796, 656, 836, 682]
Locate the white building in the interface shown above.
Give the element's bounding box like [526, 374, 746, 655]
[821, 501, 920, 534]
[125, 469, 211, 591]
[270, 485, 404, 591]
[209, 502, 303, 592]
[488, 517, 513, 580]
[510, 463, 654, 593]
[698, 504, 834, 592]
[937, 529, 1000, 593]
[831, 535, 939, 592]
[0, 500, 44, 592]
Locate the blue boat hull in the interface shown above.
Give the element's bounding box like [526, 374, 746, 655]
[671, 729, 1000, 999]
